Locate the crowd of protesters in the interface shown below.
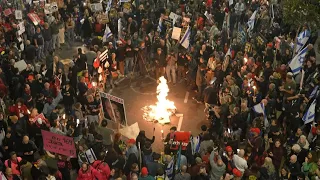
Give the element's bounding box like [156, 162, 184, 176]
[0, 0, 319, 179]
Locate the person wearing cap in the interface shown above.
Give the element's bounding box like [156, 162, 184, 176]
[248, 128, 263, 158]
[222, 146, 234, 173]
[139, 167, 155, 180]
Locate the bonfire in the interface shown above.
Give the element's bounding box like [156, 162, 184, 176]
[142, 76, 176, 124]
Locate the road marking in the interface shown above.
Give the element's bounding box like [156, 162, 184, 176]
[116, 77, 125, 84]
[176, 114, 183, 131]
[184, 92, 189, 103]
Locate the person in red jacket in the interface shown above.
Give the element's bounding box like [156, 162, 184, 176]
[9, 98, 29, 119]
[77, 163, 103, 180]
[92, 152, 111, 179]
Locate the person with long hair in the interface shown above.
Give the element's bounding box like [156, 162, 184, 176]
[260, 157, 276, 180]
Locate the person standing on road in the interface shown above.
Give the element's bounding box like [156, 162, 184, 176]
[166, 51, 177, 85]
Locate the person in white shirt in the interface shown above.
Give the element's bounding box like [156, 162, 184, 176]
[233, 149, 248, 173]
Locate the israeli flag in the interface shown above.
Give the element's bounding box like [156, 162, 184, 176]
[165, 157, 174, 180]
[180, 26, 191, 49]
[288, 46, 308, 75]
[247, 10, 258, 37]
[190, 136, 200, 155]
[157, 18, 163, 32]
[103, 24, 113, 42]
[106, 0, 112, 12]
[253, 102, 269, 128]
[295, 30, 311, 53]
[85, 148, 97, 164]
[303, 99, 317, 124]
[309, 86, 319, 99]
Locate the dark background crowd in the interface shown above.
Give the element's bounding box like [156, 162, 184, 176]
[0, 0, 319, 179]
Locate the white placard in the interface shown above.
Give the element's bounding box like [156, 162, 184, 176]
[90, 3, 103, 12]
[44, 4, 51, 14]
[15, 10, 22, 20]
[119, 122, 140, 139]
[229, 0, 234, 6]
[171, 27, 181, 40]
[14, 60, 27, 72]
[18, 22, 25, 35]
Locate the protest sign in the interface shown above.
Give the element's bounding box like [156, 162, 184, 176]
[90, 3, 103, 12]
[41, 130, 76, 157]
[15, 10, 22, 20]
[14, 60, 27, 72]
[100, 92, 127, 126]
[169, 12, 180, 25]
[3, 9, 12, 17]
[255, 33, 267, 46]
[119, 122, 140, 139]
[28, 13, 41, 25]
[229, 0, 234, 6]
[18, 22, 25, 35]
[171, 27, 181, 40]
[170, 131, 191, 150]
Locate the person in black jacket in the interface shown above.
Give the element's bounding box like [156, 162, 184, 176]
[24, 40, 36, 64]
[76, 48, 87, 72]
[154, 48, 166, 81]
[136, 130, 155, 150]
[287, 154, 301, 180]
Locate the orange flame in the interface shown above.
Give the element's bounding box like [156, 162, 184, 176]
[143, 76, 176, 124]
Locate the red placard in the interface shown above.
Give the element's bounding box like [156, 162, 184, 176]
[170, 131, 191, 150]
[41, 130, 76, 157]
[3, 9, 12, 16]
[27, 13, 41, 25]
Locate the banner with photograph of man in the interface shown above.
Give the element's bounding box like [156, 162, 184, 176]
[100, 92, 127, 126]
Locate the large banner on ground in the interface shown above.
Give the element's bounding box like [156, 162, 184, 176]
[41, 130, 76, 157]
[100, 92, 127, 126]
[170, 131, 191, 150]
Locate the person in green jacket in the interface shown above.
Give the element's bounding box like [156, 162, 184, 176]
[139, 167, 155, 180]
[302, 152, 318, 179]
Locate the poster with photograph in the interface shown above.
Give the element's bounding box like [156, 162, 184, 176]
[91, 3, 103, 12]
[100, 92, 127, 126]
[15, 10, 23, 20]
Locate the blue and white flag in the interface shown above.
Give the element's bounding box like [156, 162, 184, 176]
[103, 24, 113, 42]
[106, 0, 112, 12]
[303, 99, 317, 124]
[190, 136, 200, 155]
[288, 46, 308, 75]
[247, 10, 258, 37]
[165, 157, 174, 180]
[85, 148, 97, 164]
[157, 18, 163, 32]
[180, 26, 191, 49]
[295, 30, 311, 53]
[253, 102, 269, 128]
[309, 86, 319, 99]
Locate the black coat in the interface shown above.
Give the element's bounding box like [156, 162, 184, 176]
[24, 45, 37, 62]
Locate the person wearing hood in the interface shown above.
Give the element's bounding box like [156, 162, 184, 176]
[136, 130, 155, 150]
[209, 147, 226, 180]
[20, 159, 33, 180]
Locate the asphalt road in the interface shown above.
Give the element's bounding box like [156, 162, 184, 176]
[109, 75, 208, 152]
